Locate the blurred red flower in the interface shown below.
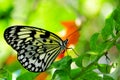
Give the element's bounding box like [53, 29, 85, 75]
[5, 54, 17, 65]
[35, 72, 48, 80]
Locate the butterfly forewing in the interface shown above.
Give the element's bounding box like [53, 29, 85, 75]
[4, 26, 67, 72]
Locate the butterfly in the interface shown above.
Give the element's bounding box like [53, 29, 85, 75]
[4, 25, 68, 72]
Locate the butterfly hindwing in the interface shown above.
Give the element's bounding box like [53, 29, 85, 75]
[4, 25, 68, 72]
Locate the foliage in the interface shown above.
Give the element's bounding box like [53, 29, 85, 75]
[50, 6, 120, 80]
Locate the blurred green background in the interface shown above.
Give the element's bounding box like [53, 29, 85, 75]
[0, 0, 119, 80]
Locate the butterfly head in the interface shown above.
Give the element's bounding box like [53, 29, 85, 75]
[61, 39, 68, 49]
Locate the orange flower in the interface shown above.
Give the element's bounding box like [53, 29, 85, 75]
[57, 21, 80, 60]
[5, 54, 17, 65]
[35, 72, 48, 80]
[61, 21, 80, 46]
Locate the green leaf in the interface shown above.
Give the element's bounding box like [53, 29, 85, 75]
[112, 6, 120, 32]
[96, 41, 114, 53]
[70, 68, 81, 79]
[74, 54, 91, 68]
[4, 61, 22, 73]
[75, 53, 97, 68]
[97, 42, 107, 53]
[116, 43, 120, 51]
[103, 74, 114, 80]
[74, 55, 83, 67]
[52, 56, 72, 71]
[90, 33, 99, 51]
[52, 70, 71, 80]
[17, 72, 39, 80]
[78, 71, 102, 80]
[52, 56, 72, 80]
[97, 64, 112, 74]
[113, 7, 120, 24]
[101, 17, 114, 40]
[0, 68, 12, 80]
[82, 54, 93, 67]
[114, 22, 120, 33]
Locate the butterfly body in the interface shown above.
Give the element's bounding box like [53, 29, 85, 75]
[4, 25, 68, 72]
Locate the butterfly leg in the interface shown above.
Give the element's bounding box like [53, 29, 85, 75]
[67, 47, 79, 56]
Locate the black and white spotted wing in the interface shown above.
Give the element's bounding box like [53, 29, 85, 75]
[4, 25, 68, 72]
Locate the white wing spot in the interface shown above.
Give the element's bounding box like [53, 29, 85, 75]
[28, 64, 32, 68]
[35, 54, 39, 57]
[18, 55, 24, 60]
[31, 67, 35, 71]
[24, 62, 28, 66]
[16, 47, 20, 50]
[20, 55, 24, 59]
[40, 54, 45, 59]
[22, 58, 26, 62]
[35, 68, 38, 72]
[20, 50, 25, 54]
